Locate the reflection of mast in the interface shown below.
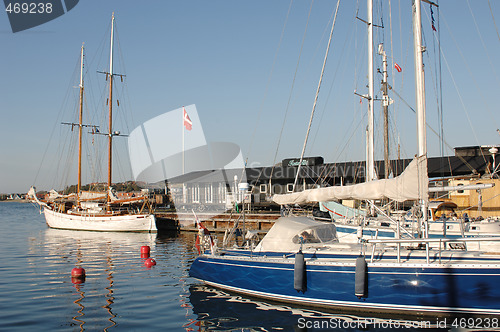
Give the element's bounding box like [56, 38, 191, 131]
[72, 245, 85, 330]
[103, 247, 116, 331]
[72, 285, 85, 331]
[179, 233, 197, 331]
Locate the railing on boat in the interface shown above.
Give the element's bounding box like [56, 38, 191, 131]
[364, 236, 500, 264]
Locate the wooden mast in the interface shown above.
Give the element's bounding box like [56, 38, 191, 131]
[107, 13, 115, 207]
[77, 43, 84, 199]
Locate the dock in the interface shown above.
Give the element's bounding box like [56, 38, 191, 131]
[155, 211, 280, 233]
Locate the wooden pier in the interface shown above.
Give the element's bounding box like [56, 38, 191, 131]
[155, 211, 280, 233]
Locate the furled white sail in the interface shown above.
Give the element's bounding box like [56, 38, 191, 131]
[79, 191, 107, 201]
[272, 155, 428, 205]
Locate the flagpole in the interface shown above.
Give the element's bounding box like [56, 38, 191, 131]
[182, 107, 186, 204]
[182, 108, 185, 175]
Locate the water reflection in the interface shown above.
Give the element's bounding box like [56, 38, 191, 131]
[72, 283, 85, 330]
[41, 228, 158, 330]
[103, 251, 117, 331]
[187, 285, 444, 331]
[1, 203, 203, 331]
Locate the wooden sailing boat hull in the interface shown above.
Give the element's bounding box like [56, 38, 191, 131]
[43, 207, 157, 232]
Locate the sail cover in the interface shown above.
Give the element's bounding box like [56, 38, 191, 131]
[272, 155, 428, 205]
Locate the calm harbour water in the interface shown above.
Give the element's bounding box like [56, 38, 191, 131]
[0, 202, 444, 331]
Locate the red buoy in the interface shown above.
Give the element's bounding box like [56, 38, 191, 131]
[144, 258, 156, 268]
[141, 246, 150, 255]
[71, 267, 86, 278]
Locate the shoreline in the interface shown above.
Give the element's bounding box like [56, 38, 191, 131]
[0, 199, 30, 203]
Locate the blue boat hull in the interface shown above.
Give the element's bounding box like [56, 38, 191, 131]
[189, 253, 500, 316]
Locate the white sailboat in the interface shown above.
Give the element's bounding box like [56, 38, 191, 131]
[29, 14, 157, 232]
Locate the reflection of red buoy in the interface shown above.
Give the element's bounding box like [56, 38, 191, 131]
[71, 267, 86, 278]
[141, 245, 150, 258]
[141, 246, 151, 258]
[144, 258, 156, 268]
[71, 276, 85, 284]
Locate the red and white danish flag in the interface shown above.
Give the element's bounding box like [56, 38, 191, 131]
[183, 107, 192, 131]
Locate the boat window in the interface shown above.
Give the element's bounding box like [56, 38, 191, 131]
[292, 225, 337, 244]
[471, 226, 477, 230]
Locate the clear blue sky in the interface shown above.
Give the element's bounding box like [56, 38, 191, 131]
[1, 0, 500, 193]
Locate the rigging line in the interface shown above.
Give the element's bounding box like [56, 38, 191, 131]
[438, 14, 491, 156]
[435, 1, 446, 177]
[315, 14, 370, 185]
[488, 0, 500, 42]
[441, 10, 500, 132]
[293, 0, 341, 191]
[387, 0, 402, 181]
[422, 4, 444, 156]
[112, 22, 134, 137]
[33, 51, 84, 188]
[467, 0, 500, 90]
[394, 0, 413, 164]
[247, 0, 293, 163]
[390, 86, 477, 174]
[310, 7, 358, 151]
[319, 103, 367, 184]
[317, 111, 368, 186]
[268, 0, 314, 186]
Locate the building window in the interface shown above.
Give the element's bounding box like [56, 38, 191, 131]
[192, 185, 200, 203]
[205, 184, 213, 203]
[218, 183, 226, 203]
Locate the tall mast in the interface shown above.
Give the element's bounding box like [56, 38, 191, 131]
[413, 1, 426, 158]
[107, 13, 115, 199]
[366, 0, 375, 182]
[379, 43, 391, 179]
[77, 43, 84, 198]
[413, 0, 430, 235]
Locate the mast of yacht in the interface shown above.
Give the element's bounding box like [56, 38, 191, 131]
[366, 0, 375, 183]
[107, 13, 115, 207]
[77, 43, 84, 201]
[413, 0, 433, 235]
[378, 43, 391, 179]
